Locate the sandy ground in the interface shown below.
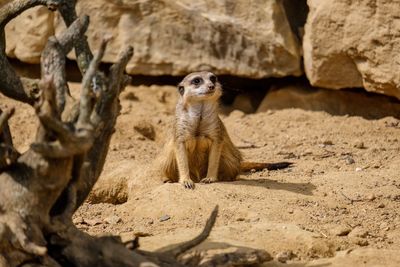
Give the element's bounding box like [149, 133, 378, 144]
[2, 82, 400, 266]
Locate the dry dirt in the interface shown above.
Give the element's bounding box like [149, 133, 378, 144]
[2, 82, 400, 266]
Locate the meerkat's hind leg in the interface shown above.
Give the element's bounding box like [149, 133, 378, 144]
[158, 140, 179, 183]
[217, 140, 242, 182]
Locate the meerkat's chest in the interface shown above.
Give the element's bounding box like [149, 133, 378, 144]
[180, 110, 220, 140]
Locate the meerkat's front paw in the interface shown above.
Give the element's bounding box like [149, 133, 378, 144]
[180, 178, 195, 189]
[200, 177, 217, 184]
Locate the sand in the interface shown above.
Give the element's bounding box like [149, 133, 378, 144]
[2, 82, 400, 266]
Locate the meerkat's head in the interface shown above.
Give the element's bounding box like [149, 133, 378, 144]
[177, 71, 222, 103]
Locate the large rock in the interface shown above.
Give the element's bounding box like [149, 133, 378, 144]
[4, 0, 302, 78]
[257, 83, 400, 119]
[303, 0, 400, 99]
[5, 5, 54, 64]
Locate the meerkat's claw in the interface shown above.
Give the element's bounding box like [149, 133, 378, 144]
[182, 180, 195, 189]
[200, 177, 217, 184]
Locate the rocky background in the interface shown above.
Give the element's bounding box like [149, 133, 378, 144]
[3, 0, 400, 101]
[2, 1, 400, 266]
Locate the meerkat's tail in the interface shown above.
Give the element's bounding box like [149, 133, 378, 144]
[240, 161, 293, 172]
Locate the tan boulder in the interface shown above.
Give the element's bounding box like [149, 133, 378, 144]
[257, 83, 400, 119]
[5, 5, 54, 64]
[2, 1, 302, 78]
[303, 0, 400, 99]
[52, 0, 301, 78]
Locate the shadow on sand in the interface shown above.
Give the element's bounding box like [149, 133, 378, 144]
[231, 177, 316, 196]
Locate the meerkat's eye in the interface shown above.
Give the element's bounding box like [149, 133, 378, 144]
[209, 75, 217, 83]
[191, 77, 202, 85]
[178, 85, 185, 95]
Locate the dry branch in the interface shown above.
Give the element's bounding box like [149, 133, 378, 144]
[0, 0, 59, 104]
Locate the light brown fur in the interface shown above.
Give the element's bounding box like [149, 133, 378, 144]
[159, 71, 242, 189]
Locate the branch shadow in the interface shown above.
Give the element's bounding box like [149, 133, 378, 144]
[231, 178, 316, 196]
[182, 241, 331, 267]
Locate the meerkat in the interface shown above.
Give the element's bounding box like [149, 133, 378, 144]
[159, 71, 291, 189]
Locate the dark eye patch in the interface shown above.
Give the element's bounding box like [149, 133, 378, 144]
[178, 85, 185, 95]
[191, 77, 203, 85]
[209, 75, 217, 83]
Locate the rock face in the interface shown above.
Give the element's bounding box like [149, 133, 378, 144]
[303, 0, 400, 99]
[5, 5, 54, 64]
[67, 0, 302, 78]
[257, 83, 400, 120]
[4, 0, 302, 78]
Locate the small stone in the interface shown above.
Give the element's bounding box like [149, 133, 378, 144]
[276, 250, 295, 263]
[159, 215, 171, 222]
[323, 140, 333, 146]
[379, 222, 388, 229]
[236, 217, 245, 222]
[367, 194, 376, 201]
[84, 218, 102, 226]
[157, 91, 168, 103]
[148, 220, 154, 225]
[104, 215, 122, 225]
[288, 209, 294, 214]
[332, 225, 352, 236]
[124, 92, 139, 101]
[120, 231, 136, 242]
[73, 216, 84, 225]
[134, 120, 156, 140]
[345, 155, 355, 165]
[354, 141, 365, 149]
[377, 203, 385, 208]
[355, 167, 362, 172]
[356, 239, 369, 246]
[349, 227, 368, 238]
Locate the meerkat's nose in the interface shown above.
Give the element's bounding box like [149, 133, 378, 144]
[208, 84, 215, 91]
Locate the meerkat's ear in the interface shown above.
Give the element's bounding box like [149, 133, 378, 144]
[178, 85, 185, 95]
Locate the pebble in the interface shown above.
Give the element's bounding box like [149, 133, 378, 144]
[367, 194, 376, 201]
[355, 167, 363, 172]
[134, 120, 156, 140]
[377, 203, 385, 208]
[84, 218, 102, 226]
[157, 91, 168, 103]
[345, 155, 355, 165]
[323, 140, 333, 146]
[348, 227, 368, 238]
[379, 222, 388, 230]
[104, 215, 122, 225]
[354, 141, 365, 149]
[332, 225, 352, 236]
[73, 216, 84, 225]
[276, 250, 295, 263]
[159, 215, 171, 222]
[124, 92, 139, 101]
[355, 239, 369, 246]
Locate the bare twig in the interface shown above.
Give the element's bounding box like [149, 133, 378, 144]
[77, 37, 109, 128]
[157, 205, 219, 257]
